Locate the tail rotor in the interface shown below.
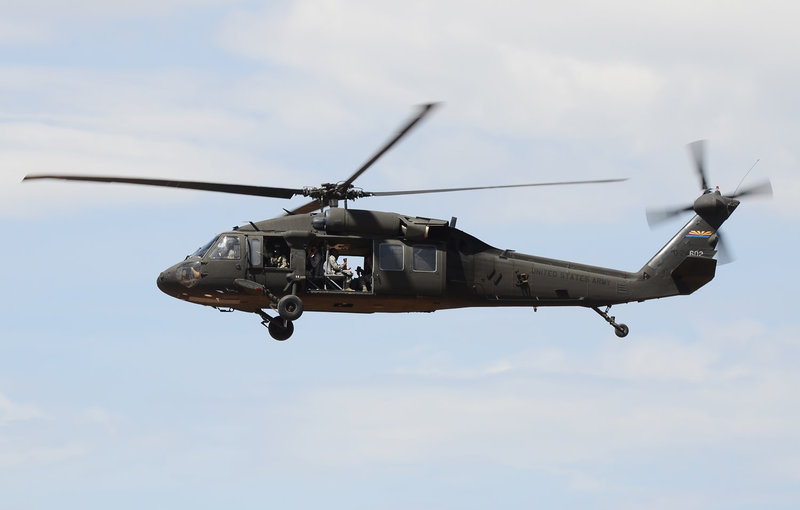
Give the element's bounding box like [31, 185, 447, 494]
[645, 140, 772, 264]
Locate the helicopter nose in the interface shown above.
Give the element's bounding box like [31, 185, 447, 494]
[158, 259, 203, 297]
[157, 267, 180, 297]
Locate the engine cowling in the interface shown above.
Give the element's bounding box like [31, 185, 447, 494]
[311, 208, 402, 235]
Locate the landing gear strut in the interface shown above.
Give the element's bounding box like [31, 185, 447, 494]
[255, 289, 304, 341]
[258, 309, 295, 341]
[592, 306, 629, 338]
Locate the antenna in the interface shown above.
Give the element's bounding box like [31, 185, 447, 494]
[733, 158, 760, 196]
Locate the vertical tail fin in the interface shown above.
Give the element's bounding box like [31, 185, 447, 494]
[638, 191, 739, 298]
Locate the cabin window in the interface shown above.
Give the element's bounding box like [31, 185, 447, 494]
[379, 243, 404, 271]
[264, 238, 290, 269]
[412, 245, 437, 272]
[209, 235, 241, 260]
[248, 238, 262, 266]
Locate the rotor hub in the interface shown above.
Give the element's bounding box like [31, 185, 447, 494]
[693, 191, 740, 226]
[301, 183, 370, 204]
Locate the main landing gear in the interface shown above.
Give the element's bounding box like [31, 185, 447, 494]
[258, 294, 304, 341]
[592, 306, 629, 338]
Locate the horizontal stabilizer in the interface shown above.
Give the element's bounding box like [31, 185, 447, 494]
[671, 256, 717, 295]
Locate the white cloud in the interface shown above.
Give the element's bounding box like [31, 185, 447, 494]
[0, 0, 233, 49]
[0, 393, 45, 425]
[256, 319, 800, 495]
[218, 1, 668, 138]
[3, 0, 796, 221]
[0, 19, 50, 44]
[0, 68, 301, 218]
[212, 1, 799, 219]
[0, 443, 86, 469]
[0, 394, 85, 471]
[1, 0, 230, 20]
[0, 120, 278, 219]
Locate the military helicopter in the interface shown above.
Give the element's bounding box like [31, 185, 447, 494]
[23, 104, 771, 340]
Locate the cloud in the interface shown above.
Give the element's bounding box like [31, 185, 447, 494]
[0, 443, 86, 469]
[0, 396, 128, 471]
[0, 394, 83, 471]
[0, 0, 233, 49]
[217, 1, 666, 138]
[255, 318, 800, 499]
[0, 19, 50, 45]
[0, 68, 300, 218]
[216, 1, 797, 130]
[0, 122, 268, 218]
[3, 1, 796, 221]
[0, 393, 45, 425]
[1, 0, 230, 21]
[215, 0, 799, 214]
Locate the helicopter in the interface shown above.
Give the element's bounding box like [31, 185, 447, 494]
[23, 103, 772, 341]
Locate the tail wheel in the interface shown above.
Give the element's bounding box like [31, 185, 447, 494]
[277, 294, 304, 321]
[592, 306, 630, 338]
[268, 318, 294, 341]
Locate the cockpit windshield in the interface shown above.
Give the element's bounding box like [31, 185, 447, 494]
[189, 237, 216, 258]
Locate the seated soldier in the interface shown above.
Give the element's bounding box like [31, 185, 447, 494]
[271, 249, 288, 268]
[266, 242, 289, 268]
[355, 256, 372, 292]
[324, 248, 353, 290]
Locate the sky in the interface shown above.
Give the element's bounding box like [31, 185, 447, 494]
[1, 1, 799, 508]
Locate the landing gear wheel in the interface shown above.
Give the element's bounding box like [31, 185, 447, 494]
[592, 306, 630, 339]
[268, 318, 294, 341]
[277, 294, 304, 321]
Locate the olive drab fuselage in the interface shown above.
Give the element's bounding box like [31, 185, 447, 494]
[156, 200, 734, 321]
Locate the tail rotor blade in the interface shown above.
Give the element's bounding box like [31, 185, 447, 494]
[688, 140, 709, 191]
[646, 204, 694, 228]
[715, 231, 735, 265]
[730, 179, 772, 199]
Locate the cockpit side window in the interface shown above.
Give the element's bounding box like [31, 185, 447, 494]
[209, 235, 241, 260]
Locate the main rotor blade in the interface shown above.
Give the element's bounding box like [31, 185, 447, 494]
[369, 178, 629, 197]
[22, 174, 303, 199]
[645, 204, 694, 227]
[688, 140, 709, 191]
[729, 179, 773, 199]
[285, 199, 324, 215]
[342, 102, 439, 188]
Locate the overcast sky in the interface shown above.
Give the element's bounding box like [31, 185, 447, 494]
[1, 2, 798, 509]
